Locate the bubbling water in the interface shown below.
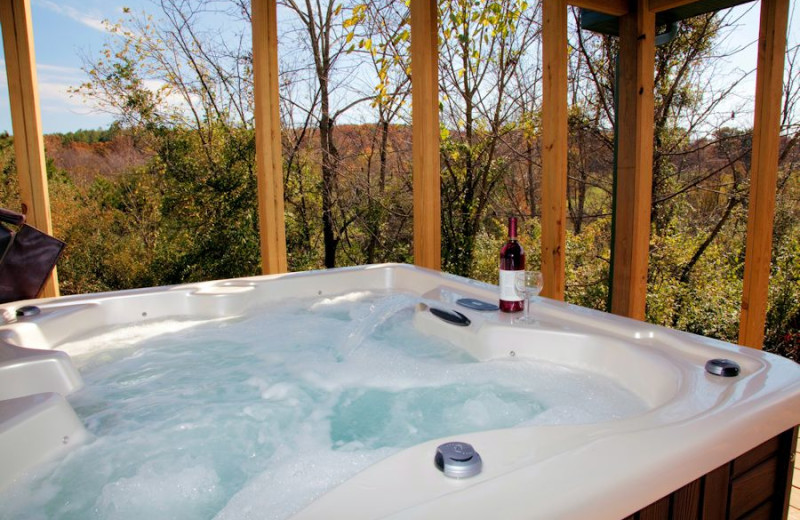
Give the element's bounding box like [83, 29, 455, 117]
[0, 291, 648, 520]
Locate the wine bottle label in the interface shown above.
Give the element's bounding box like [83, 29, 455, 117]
[499, 270, 522, 301]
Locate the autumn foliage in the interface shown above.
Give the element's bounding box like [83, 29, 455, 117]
[0, 0, 798, 361]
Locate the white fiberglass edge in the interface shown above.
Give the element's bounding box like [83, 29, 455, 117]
[0, 263, 797, 519]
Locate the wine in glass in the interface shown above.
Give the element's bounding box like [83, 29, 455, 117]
[514, 271, 543, 322]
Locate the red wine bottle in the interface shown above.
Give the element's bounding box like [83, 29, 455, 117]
[499, 217, 525, 312]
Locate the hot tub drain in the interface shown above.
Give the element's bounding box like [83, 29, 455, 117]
[435, 441, 482, 478]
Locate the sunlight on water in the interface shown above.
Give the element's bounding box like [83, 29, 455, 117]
[0, 291, 648, 520]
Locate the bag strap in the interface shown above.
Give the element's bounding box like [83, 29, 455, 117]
[0, 208, 25, 226]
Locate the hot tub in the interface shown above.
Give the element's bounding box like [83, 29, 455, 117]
[0, 263, 798, 519]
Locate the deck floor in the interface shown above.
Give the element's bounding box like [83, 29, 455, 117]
[790, 430, 799, 520]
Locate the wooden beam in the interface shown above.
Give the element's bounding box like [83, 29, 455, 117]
[647, 0, 697, 13]
[0, 0, 58, 298]
[541, 0, 568, 300]
[738, 0, 789, 349]
[568, 0, 628, 17]
[252, 0, 287, 274]
[410, 0, 441, 270]
[610, 0, 655, 320]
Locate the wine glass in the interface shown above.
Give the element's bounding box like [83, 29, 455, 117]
[514, 271, 543, 322]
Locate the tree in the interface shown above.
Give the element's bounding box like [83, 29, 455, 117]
[48, 0, 799, 362]
[438, 0, 540, 275]
[280, 0, 373, 268]
[343, 0, 413, 264]
[76, 3, 262, 282]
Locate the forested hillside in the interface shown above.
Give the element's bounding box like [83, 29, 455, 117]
[0, 0, 797, 361]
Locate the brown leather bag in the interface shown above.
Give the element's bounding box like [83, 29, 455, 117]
[0, 208, 65, 303]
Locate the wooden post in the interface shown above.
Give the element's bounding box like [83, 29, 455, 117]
[252, 0, 287, 274]
[540, 0, 568, 301]
[410, 0, 441, 270]
[0, 0, 58, 297]
[738, 0, 789, 349]
[610, 0, 655, 320]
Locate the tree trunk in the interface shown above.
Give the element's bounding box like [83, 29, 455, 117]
[319, 82, 338, 268]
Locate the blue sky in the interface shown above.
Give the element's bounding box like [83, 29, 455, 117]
[0, 0, 124, 133]
[0, 0, 794, 134]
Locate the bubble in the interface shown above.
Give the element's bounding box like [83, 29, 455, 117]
[0, 292, 648, 520]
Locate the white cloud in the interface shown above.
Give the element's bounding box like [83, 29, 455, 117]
[37, 63, 87, 77]
[36, 63, 104, 114]
[35, 0, 107, 33]
[141, 79, 203, 115]
[0, 60, 111, 132]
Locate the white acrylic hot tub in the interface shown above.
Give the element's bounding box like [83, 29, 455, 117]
[0, 264, 798, 519]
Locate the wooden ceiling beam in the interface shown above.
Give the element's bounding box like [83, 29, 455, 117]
[568, 0, 628, 17]
[647, 0, 698, 12]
